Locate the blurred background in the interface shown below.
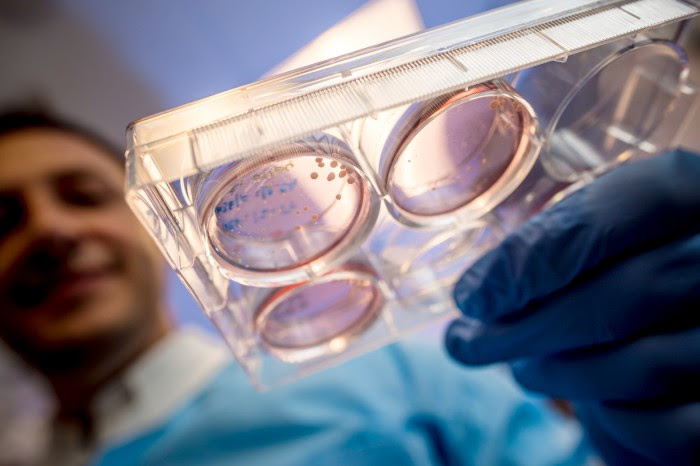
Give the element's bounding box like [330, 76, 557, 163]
[0, 0, 699, 462]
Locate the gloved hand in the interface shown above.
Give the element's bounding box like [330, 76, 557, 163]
[445, 148, 700, 465]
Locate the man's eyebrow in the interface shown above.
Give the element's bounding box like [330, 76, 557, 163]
[51, 169, 119, 188]
[52, 169, 102, 181]
[0, 168, 115, 197]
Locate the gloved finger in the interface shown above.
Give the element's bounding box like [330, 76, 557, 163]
[575, 402, 661, 466]
[453, 149, 700, 321]
[580, 401, 700, 465]
[446, 232, 700, 365]
[510, 326, 700, 401]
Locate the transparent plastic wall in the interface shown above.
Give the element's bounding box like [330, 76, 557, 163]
[125, 0, 699, 388]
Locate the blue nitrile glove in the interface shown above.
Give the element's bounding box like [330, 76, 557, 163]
[445, 148, 700, 465]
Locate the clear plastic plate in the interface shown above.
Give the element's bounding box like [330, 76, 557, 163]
[125, 0, 699, 388]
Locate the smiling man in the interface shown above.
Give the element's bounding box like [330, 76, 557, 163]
[0, 114, 167, 392]
[0, 111, 178, 461]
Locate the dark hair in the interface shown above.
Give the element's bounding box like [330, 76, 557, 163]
[0, 109, 124, 166]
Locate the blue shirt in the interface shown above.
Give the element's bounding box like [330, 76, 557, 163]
[95, 339, 590, 465]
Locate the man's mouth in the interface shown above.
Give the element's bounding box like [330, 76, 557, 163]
[47, 268, 117, 303]
[7, 241, 122, 310]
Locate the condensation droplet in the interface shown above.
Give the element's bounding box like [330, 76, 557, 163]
[327, 173, 336, 181]
[295, 210, 300, 215]
[330, 161, 338, 168]
[318, 162, 325, 168]
[310, 172, 318, 179]
[311, 214, 319, 221]
[336, 194, 341, 200]
[347, 177, 355, 184]
[339, 170, 346, 178]
[295, 225, 302, 231]
[315, 157, 322, 163]
[303, 206, 309, 211]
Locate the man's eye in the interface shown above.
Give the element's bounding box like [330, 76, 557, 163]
[60, 185, 115, 206]
[56, 178, 119, 207]
[0, 196, 24, 237]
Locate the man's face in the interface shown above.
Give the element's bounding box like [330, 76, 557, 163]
[0, 128, 166, 370]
